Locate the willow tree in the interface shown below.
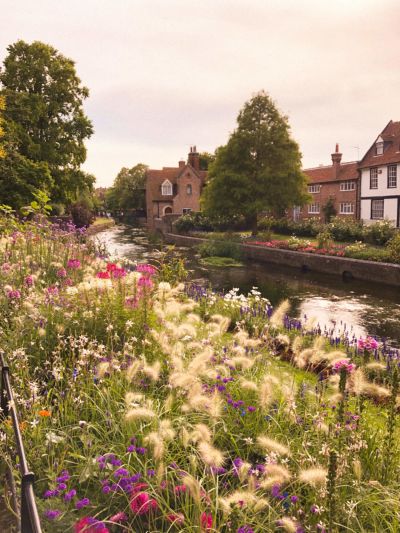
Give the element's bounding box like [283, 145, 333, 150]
[202, 91, 309, 233]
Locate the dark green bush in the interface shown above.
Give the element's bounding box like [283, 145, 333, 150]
[345, 244, 392, 262]
[197, 239, 243, 261]
[386, 231, 400, 263]
[70, 201, 95, 228]
[328, 216, 364, 242]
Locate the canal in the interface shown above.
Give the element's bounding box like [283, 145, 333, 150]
[96, 224, 400, 346]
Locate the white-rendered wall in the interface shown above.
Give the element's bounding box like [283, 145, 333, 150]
[360, 164, 400, 197]
[361, 198, 397, 224]
[360, 199, 371, 222]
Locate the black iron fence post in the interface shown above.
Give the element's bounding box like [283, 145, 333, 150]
[0, 354, 42, 533]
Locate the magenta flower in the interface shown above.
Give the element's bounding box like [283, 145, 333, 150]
[67, 259, 81, 269]
[7, 289, 21, 300]
[130, 491, 158, 515]
[44, 509, 61, 520]
[74, 516, 109, 533]
[25, 274, 34, 287]
[357, 336, 379, 352]
[136, 263, 157, 276]
[110, 512, 128, 523]
[166, 513, 185, 525]
[138, 276, 153, 289]
[200, 512, 213, 531]
[332, 360, 356, 373]
[57, 268, 67, 278]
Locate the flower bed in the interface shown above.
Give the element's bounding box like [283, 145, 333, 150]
[0, 215, 399, 533]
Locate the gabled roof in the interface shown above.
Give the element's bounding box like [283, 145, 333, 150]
[359, 120, 400, 169]
[303, 161, 359, 184]
[146, 164, 207, 202]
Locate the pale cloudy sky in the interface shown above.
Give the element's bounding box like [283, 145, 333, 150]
[1, 0, 399, 186]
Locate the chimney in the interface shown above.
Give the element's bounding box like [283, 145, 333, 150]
[331, 143, 342, 179]
[188, 145, 200, 171]
[178, 159, 185, 168]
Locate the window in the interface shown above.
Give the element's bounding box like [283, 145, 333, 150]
[340, 181, 356, 191]
[182, 208, 192, 214]
[370, 168, 378, 189]
[375, 141, 383, 155]
[388, 165, 397, 188]
[308, 203, 320, 214]
[308, 184, 321, 193]
[371, 199, 384, 220]
[293, 206, 301, 222]
[186, 184, 192, 195]
[161, 180, 173, 196]
[339, 202, 354, 214]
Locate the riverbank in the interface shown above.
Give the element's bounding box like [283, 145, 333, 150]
[165, 232, 400, 287]
[85, 217, 115, 235]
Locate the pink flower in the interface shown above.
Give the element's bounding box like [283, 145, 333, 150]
[111, 267, 126, 279]
[130, 491, 158, 515]
[67, 259, 81, 269]
[357, 336, 379, 352]
[106, 263, 118, 272]
[173, 484, 187, 494]
[200, 512, 213, 531]
[136, 264, 157, 276]
[166, 513, 185, 525]
[74, 516, 109, 533]
[7, 289, 21, 300]
[125, 296, 139, 309]
[138, 276, 153, 289]
[96, 271, 110, 279]
[333, 360, 356, 373]
[57, 268, 67, 278]
[131, 482, 149, 494]
[25, 274, 34, 287]
[109, 512, 128, 523]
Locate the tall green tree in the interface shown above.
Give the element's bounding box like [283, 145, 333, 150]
[0, 40, 93, 207]
[106, 164, 148, 212]
[202, 91, 309, 233]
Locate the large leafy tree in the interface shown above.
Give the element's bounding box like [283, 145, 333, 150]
[202, 91, 309, 233]
[106, 164, 148, 212]
[0, 40, 93, 207]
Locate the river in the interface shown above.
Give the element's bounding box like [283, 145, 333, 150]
[95, 224, 400, 346]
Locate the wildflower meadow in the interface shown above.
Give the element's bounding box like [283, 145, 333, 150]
[0, 213, 399, 533]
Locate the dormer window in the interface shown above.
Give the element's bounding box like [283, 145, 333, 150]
[161, 179, 173, 196]
[375, 136, 384, 155]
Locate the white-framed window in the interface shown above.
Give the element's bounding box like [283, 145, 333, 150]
[375, 141, 384, 155]
[340, 181, 356, 191]
[161, 179, 173, 196]
[339, 202, 354, 214]
[308, 203, 320, 214]
[371, 199, 384, 220]
[186, 184, 192, 195]
[308, 184, 321, 193]
[370, 168, 378, 189]
[388, 165, 397, 188]
[293, 206, 301, 222]
[182, 208, 192, 214]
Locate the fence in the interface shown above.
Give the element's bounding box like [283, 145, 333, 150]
[1, 354, 42, 533]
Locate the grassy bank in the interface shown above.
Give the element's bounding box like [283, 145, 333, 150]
[0, 214, 399, 532]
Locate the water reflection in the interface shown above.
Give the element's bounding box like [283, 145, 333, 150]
[95, 225, 400, 345]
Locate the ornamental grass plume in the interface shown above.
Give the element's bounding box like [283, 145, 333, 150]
[269, 299, 290, 328]
[219, 491, 268, 514]
[125, 392, 145, 406]
[291, 335, 303, 355]
[230, 356, 255, 370]
[190, 423, 212, 444]
[125, 407, 156, 422]
[97, 361, 112, 379]
[198, 441, 225, 468]
[298, 467, 328, 487]
[181, 474, 201, 504]
[257, 436, 290, 457]
[260, 464, 291, 489]
[276, 516, 298, 532]
[126, 360, 141, 381]
[239, 378, 259, 392]
[144, 432, 164, 460]
[142, 360, 161, 381]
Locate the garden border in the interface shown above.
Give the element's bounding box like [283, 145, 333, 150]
[165, 233, 400, 287]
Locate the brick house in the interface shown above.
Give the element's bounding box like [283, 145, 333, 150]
[359, 120, 400, 227]
[145, 146, 207, 230]
[292, 145, 359, 222]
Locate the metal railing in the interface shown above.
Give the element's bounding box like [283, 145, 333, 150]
[1, 354, 42, 533]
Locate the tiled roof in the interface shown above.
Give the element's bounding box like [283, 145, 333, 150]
[146, 164, 207, 202]
[303, 161, 359, 184]
[359, 120, 400, 168]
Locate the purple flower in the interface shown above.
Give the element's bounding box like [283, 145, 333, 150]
[57, 483, 67, 491]
[75, 497, 90, 509]
[135, 447, 147, 455]
[56, 470, 70, 483]
[237, 527, 254, 533]
[43, 490, 59, 499]
[247, 406, 256, 412]
[114, 468, 129, 478]
[147, 469, 156, 477]
[127, 445, 136, 452]
[64, 489, 76, 501]
[102, 485, 111, 494]
[290, 495, 299, 503]
[44, 509, 61, 520]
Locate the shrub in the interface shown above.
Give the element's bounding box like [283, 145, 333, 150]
[316, 229, 333, 249]
[363, 219, 396, 246]
[386, 231, 400, 263]
[197, 238, 242, 260]
[345, 242, 392, 262]
[328, 216, 364, 242]
[70, 201, 95, 228]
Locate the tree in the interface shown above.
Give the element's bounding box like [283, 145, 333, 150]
[202, 91, 310, 233]
[0, 40, 93, 207]
[322, 197, 337, 223]
[199, 151, 215, 171]
[107, 164, 148, 213]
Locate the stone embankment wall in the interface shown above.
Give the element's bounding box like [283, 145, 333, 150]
[165, 233, 400, 287]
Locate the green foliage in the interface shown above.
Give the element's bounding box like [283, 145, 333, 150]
[322, 197, 337, 223]
[386, 231, 400, 263]
[364, 219, 396, 246]
[202, 91, 310, 233]
[21, 190, 52, 216]
[155, 247, 188, 285]
[0, 40, 93, 207]
[328, 216, 364, 242]
[198, 238, 243, 260]
[344, 242, 392, 262]
[106, 164, 147, 212]
[199, 151, 215, 170]
[199, 256, 244, 267]
[316, 228, 333, 249]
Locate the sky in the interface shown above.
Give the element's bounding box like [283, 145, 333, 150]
[1, 0, 400, 187]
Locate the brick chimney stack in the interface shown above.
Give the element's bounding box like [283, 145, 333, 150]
[188, 145, 200, 171]
[331, 143, 342, 179]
